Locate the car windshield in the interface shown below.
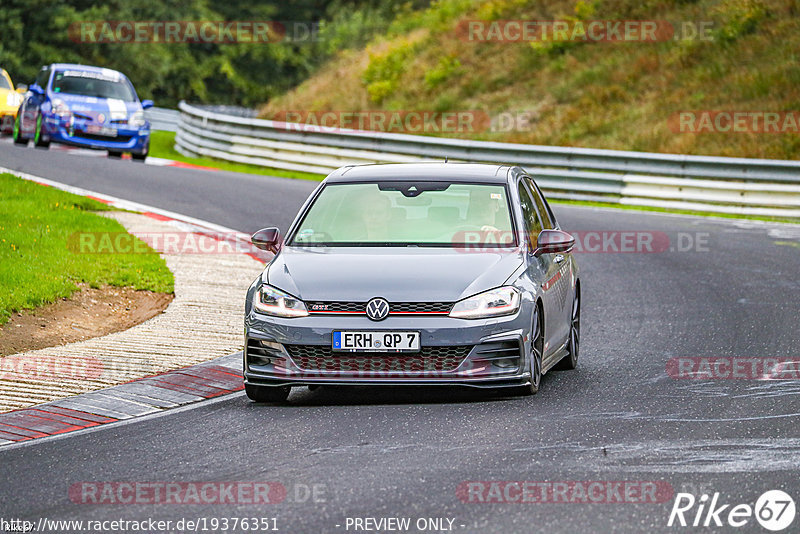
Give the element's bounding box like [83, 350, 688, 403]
[289, 181, 516, 247]
[0, 74, 10, 89]
[51, 70, 135, 101]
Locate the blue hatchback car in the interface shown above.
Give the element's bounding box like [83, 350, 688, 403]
[13, 63, 152, 160]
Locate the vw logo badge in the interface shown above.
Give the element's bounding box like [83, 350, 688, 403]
[365, 298, 390, 321]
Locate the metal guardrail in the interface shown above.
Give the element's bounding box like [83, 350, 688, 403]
[147, 105, 256, 132]
[144, 107, 180, 132]
[175, 101, 800, 218]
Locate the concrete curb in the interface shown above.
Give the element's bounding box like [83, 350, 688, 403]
[0, 352, 242, 447]
[0, 169, 272, 442]
[0, 210, 264, 412]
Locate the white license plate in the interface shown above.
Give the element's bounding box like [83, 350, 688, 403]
[85, 125, 118, 137]
[333, 331, 420, 352]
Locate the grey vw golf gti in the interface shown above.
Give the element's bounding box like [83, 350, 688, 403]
[244, 163, 580, 402]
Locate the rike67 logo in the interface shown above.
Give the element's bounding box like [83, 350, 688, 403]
[668, 490, 795, 531]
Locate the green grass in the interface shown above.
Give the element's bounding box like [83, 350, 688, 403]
[0, 173, 174, 326]
[149, 131, 323, 182]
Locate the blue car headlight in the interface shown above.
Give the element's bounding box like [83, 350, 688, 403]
[254, 285, 309, 318]
[449, 286, 521, 319]
[51, 98, 71, 119]
[128, 110, 146, 128]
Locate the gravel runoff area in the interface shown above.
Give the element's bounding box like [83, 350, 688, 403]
[0, 211, 264, 412]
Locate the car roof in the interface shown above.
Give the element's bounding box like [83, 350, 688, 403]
[326, 163, 516, 183]
[47, 64, 126, 77]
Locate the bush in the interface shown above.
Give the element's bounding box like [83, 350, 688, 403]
[362, 41, 418, 103]
[424, 55, 462, 89]
[713, 0, 769, 42]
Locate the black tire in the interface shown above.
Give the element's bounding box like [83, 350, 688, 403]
[12, 114, 27, 146]
[33, 115, 49, 148]
[108, 151, 123, 159]
[555, 288, 580, 370]
[132, 141, 149, 162]
[245, 384, 290, 403]
[517, 303, 543, 396]
[0, 116, 12, 136]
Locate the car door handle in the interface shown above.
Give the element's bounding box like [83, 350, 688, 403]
[554, 254, 565, 264]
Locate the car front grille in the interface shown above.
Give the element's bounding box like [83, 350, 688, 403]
[472, 340, 522, 360]
[74, 133, 133, 143]
[284, 344, 471, 372]
[471, 340, 522, 371]
[246, 338, 280, 367]
[306, 301, 452, 315]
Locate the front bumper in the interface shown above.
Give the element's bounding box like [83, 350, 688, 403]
[43, 114, 149, 153]
[244, 305, 534, 389]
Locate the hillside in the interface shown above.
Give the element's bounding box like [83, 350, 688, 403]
[261, 0, 800, 160]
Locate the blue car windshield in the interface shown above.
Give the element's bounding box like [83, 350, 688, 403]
[51, 70, 135, 101]
[290, 181, 517, 248]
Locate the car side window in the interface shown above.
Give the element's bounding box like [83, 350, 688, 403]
[524, 176, 554, 229]
[517, 181, 542, 245]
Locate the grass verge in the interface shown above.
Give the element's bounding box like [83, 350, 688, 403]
[0, 173, 174, 326]
[149, 131, 324, 181]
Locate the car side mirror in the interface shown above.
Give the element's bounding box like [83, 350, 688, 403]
[29, 85, 44, 96]
[16, 85, 27, 94]
[141, 99, 154, 109]
[251, 227, 281, 253]
[533, 229, 575, 257]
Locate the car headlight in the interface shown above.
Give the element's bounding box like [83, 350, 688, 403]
[253, 285, 308, 318]
[129, 110, 146, 128]
[449, 286, 521, 319]
[51, 98, 71, 119]
[6, 92, 21, 107]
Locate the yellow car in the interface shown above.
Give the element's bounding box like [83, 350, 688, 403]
[0, 68, 24, 135]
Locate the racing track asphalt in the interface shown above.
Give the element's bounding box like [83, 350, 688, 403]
[1, 140, 799, 533]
